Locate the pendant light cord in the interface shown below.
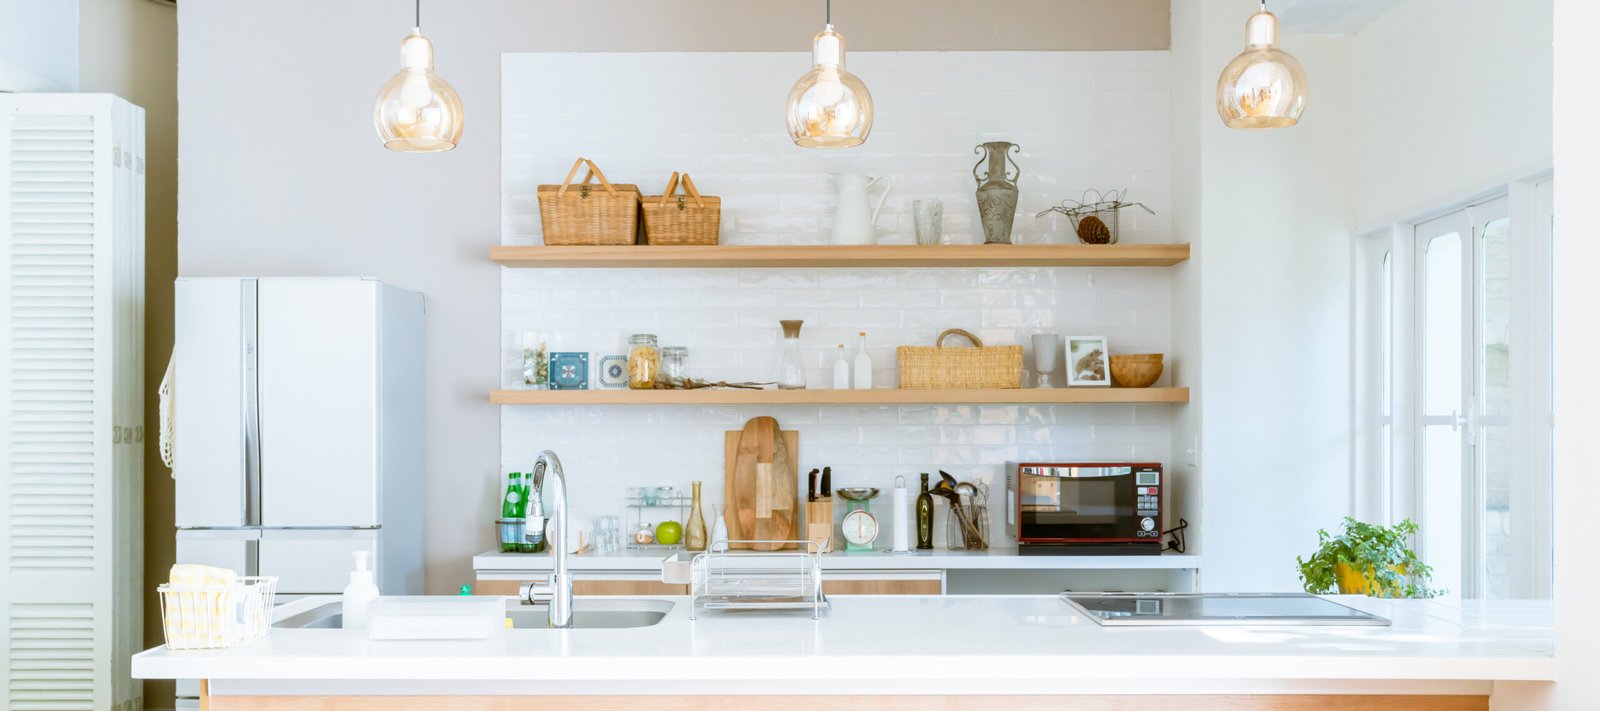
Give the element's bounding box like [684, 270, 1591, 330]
[826, 0, 831, 25]
[415, 0, 421, 29]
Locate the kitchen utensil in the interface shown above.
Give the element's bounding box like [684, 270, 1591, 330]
[913, 198, 943, 245]
[836, 488, 881, 552]
[689, 540, 829, 620]
[725, 417, 799, 551]
[829, 173, 893, 245]
[1031, 333, 1060, 388]
[1110, 354, 1165, 388]
[932, 473, 986, 549]
[946, 481, 990, 551]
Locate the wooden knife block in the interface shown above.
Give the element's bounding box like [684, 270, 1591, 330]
[805, 500, 834, 553]
[723, 429, 799, 550]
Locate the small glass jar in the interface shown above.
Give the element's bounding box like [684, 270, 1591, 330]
[634, 522, 656, 545]
[627, 334, 660, 389]
[661, 346, 688, 382]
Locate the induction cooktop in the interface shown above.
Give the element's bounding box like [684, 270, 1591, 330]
[1059, 592, 1391, 627]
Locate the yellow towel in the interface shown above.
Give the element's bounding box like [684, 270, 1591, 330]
[164, 564, 240, 648]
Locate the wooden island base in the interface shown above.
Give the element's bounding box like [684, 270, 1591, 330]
[201, 691, 1487, 711]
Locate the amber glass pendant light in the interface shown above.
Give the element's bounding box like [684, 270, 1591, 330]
[785, 0, 874, 148]
[1216, 2, 1308, 129]
[374, 0, 464, 152]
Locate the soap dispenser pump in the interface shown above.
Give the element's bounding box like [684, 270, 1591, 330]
[342, 550, 380, 629]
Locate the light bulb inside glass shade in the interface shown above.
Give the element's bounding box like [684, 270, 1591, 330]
[1216, 8, 1308, 129]
[374, 31, 464, 152]
[786, 26, 874, 148]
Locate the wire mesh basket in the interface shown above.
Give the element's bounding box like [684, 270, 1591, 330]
[158, 576, 277, 650]
[1035, 188, 1155, 245]
[688, 540, 828, 620]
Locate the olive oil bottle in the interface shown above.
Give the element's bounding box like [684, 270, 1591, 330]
[915, 473, 935, 550]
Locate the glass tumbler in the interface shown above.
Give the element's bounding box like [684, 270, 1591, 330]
[1031, 333, 1060, 388]
[913, 199, 944, 246]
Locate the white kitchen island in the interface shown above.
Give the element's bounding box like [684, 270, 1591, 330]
[133, 594, 1554, 711]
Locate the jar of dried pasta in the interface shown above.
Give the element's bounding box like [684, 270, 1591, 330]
[627, 334, 660, 389]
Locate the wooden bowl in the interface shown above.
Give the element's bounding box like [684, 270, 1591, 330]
[1109, 354, 1164, 388]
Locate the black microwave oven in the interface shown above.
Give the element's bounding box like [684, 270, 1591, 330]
[1004, 461, 1163, 555]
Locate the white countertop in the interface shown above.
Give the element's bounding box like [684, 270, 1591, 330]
[133, 594, 1554, 697]
[473, 547, 1202, 573]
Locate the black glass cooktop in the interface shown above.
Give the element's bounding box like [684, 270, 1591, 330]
[1060, 592, 1391, 627]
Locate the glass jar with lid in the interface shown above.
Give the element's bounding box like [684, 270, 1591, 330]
[661, 346, 688, 382]
[627, 334, 660, 389]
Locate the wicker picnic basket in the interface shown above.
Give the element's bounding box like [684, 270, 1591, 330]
[537, 157, 641, 245]
[897, 329, 1023, 389]
[641, 172, 720, 245]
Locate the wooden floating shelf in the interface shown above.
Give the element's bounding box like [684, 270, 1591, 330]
[490, 387, 1189, 406]
[490, 243, 1191, 269]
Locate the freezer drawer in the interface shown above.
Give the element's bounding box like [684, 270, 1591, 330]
[259, 529, 379, 594]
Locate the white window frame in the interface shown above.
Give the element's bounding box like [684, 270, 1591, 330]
[1354, 176, 1554, 599]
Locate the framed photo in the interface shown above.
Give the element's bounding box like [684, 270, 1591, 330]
[596, 354, 628, 389]
[548, 352, 590, 390]
[1065, 336, 1110, 387]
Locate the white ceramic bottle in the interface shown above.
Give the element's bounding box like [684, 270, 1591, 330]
[341, 550, 380, 629]
[832, 344, 851, 389]
[852, 332, 873, 389]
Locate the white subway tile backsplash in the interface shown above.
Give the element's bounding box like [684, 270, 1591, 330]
[500, 51, 1175, 522]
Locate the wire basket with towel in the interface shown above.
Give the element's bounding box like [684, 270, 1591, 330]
[158, 564, 277, 649]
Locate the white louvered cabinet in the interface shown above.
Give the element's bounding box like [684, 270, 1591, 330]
[0, 95, 145, 711]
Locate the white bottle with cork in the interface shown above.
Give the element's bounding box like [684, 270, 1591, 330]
[832, 344, 851, 389]
[852, 332, 873, 389]
[342, 550, 380, 629]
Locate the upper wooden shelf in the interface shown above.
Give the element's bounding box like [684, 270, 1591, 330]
[490, 387, 1189, 406]
[490, 243, 1191, 269]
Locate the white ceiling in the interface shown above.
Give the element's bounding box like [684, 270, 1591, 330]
[1272, 0, 1407, 35]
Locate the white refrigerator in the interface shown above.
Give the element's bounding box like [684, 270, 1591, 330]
[172, 277, 425, 596]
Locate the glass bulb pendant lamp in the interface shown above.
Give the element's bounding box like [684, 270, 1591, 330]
[786, 0, 874, 148]
[374, 0, 464, 152]
[1216, 2, 1308, 129]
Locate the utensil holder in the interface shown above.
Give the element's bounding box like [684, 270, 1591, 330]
[946, 503, 990, 550]
[806, 500, 835, 553]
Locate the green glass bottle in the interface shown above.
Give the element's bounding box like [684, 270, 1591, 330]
[916, 473, 935, 550]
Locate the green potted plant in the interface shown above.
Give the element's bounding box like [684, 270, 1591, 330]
[1297, 517, 1444, 599]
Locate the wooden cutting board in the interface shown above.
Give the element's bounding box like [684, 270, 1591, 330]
[723, 416, 797, 551]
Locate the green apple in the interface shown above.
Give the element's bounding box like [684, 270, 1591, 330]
[655, 521, 683, 545]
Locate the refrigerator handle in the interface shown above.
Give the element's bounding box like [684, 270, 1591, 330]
[242, 280, 262, 527]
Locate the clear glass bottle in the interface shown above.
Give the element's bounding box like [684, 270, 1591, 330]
[661, 346, 689, 383]
[777, 320, 807, 390]
[627, 334, 660, 389]
[685, 481, 708, 552]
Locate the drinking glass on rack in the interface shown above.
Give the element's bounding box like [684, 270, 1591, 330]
[1031, 333, 1060, 388]
[592, 515, 621, 555]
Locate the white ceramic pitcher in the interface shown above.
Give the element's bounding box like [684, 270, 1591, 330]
[829, 173, 893, 245]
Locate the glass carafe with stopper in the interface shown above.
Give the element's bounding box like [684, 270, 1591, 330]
[776, 320, 807, 389]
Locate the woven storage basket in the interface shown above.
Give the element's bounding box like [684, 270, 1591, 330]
[537, 157, 641, 245]
[897, 328, 1023, 389]
[641, 172, 720, 245]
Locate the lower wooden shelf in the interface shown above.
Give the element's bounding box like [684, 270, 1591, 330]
[489, 387, 1189, 406]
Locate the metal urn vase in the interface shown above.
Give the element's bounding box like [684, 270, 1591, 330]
[973, 141, 1021, 245]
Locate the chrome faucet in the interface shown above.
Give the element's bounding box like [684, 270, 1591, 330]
[519, 450, 572, 628]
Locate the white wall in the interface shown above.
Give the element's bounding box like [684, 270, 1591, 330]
[1170, 0, 1356, 592]
[1352, 0, 1554, 227]
[500, 52, 1176, 542]
[0, 0, 77, 90]
[176, 0, 1173, 593]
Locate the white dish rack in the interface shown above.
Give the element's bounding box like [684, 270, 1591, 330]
[157, 576, 277, 650]
[663, 540, 829, 620]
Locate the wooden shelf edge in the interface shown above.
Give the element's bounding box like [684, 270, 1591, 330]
[489, 387, 1190, 406]
[490, 243, 1191, 269]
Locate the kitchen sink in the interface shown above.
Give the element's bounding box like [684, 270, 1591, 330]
[274, 598, 672, 630]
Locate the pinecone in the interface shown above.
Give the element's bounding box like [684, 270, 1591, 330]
[1076, 215, 1112, 244]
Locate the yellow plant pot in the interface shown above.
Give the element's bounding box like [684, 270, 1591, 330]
[1334, 562, 1407, 596]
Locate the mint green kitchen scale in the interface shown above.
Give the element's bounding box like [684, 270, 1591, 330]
[835, 487, 880, 552]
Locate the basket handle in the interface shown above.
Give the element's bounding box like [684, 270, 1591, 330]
[656, 172, 681, 207]
[935, 328, 984, 348]
[557, 157, 619, 198]
[680, 173, 707, 209]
